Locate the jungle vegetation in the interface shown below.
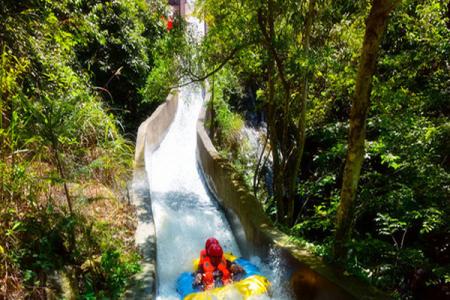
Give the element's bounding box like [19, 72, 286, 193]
[0, 0, 178, 298]
[1, 0, 449, 299]
[192, 0, 450, 298]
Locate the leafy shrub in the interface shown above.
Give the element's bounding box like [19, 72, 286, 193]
[0, 0, 151, 297]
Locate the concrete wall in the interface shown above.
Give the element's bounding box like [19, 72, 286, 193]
[135, 92, 178, 168]
[196, 96, 386, 300]
[127, 92, 178, 299]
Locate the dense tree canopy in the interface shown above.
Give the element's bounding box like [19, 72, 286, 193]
[195, 0, 449, 298]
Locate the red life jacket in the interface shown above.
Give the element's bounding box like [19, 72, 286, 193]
[199, 252, 231, 289]
[199, 249, 208, 266]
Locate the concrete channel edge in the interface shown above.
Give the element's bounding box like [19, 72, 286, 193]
[125, 91, 179, 300]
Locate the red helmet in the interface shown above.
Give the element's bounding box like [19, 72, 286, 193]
[207, 243, 223, 257]
[205, 237, 219, 250]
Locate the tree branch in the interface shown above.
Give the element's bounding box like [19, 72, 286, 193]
[257, 7, 290, 94]
[169, 46, 242, 89]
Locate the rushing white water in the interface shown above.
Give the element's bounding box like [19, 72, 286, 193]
[145, 4, 293, 300]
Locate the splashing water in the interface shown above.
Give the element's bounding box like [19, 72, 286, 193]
[251, 248, 295, 300]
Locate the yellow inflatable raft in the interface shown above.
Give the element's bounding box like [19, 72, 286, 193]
[177, 253, 271, 299]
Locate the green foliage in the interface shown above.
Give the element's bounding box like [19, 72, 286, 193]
[141, 17, 189, 104]
[71, 0, 169, 132]
[293, 0, 450, 296]
[199, 0, 449, 297]
[294, 182, 340, 241]
[208, 67, 245, 154]
[0, 0, 153, 297]
[79, 225, 141, 299]
[0, 0, 169, 133]
[1, 204, 141, 298]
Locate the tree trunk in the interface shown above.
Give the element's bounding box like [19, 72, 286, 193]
[258, 4, 284, 223]
[267, 60, 286, 223]
[333, 0, 399, 260]
[1, 51, 7, 204]
[253, 133, 268, 198]
[51, 134, 73, 215]
[0, 95, 7, 204]
[209, 74, 216, 140]
[287, 0, 316, 226]
[447, 0, 450, 30]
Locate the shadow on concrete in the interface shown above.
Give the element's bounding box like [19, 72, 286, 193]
[124, 167, 156, 300]
[152, 189, 219, 211]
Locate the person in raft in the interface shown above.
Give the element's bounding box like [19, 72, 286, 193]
[193, 237, 245, 290]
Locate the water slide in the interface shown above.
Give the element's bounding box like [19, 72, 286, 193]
[146, 75, 294, 300]
[142, 4, 292, 298]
